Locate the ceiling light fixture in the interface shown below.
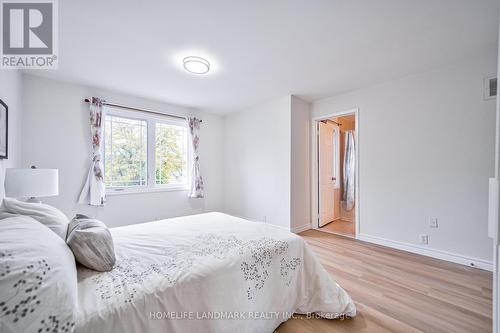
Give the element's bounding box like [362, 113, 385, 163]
[183, 56, 210, 74]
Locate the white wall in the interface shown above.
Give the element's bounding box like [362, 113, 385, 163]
[21, 74, 224, 227]
[0, 70, 23, 198]
[290, 96, 311, 232]
[224, 96, 291, 229]
[313, 51, 497, 263]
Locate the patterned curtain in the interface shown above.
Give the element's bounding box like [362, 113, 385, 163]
[187, 117, 204, 198]
[78, 97, 106, 206]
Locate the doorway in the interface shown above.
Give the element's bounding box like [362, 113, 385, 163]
[312, 109, 358, 238]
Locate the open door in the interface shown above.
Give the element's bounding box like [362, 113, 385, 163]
[490, 111, 500, 333]
[489, 20, 500, 333]
[318, 120, 340, 227]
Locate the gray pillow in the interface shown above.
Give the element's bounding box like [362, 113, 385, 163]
[66, 214, 116, 272]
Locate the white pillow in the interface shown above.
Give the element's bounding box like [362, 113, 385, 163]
[0, 215, 77, 333]
[0, 198, 69, 239]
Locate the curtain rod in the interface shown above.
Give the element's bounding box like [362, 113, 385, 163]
[83, 98, 201, 122]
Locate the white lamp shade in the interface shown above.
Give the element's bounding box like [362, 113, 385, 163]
[5, 168, 59, 198]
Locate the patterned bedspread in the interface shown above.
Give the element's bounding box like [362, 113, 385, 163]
[76, 212, 355, 333]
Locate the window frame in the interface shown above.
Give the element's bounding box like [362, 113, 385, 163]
[102, 106, 191, 195]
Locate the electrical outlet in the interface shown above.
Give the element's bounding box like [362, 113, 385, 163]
[419, 234, 429, 245]
[429, 217, 438, 228]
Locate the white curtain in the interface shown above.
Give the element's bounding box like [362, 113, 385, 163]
[342, 130, 355, 211]
[187, 117, 204, 198]
[78, 97, 106, 206]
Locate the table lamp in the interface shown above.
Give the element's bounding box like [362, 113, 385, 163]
[5, 167, 59, 203]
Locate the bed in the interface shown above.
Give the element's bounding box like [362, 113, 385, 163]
[75, 212, 356, 333]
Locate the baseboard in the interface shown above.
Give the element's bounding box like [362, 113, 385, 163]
[357, 234, 493, 271]
[292, 223, 311, 234]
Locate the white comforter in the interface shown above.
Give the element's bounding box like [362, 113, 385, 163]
[76, 213, 355, 333]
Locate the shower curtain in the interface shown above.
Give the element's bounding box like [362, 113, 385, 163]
[342, 130, 356, 211]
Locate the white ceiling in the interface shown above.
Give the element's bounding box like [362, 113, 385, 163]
[29, 0, 499, 114]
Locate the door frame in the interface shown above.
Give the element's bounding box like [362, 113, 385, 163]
[311, 108, 360, 238]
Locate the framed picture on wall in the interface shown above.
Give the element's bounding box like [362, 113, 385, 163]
[0, 99, 8, 159]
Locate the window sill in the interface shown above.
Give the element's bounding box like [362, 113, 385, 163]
[106, 186, 189, 196]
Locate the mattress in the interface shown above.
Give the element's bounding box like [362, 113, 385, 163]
[75, 212, 355, 333]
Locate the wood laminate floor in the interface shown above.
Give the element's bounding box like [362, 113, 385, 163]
[319, 219, 355, 238]
[276, 230, 492, 333]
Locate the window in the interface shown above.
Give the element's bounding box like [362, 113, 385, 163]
[104, 115, 147, 187]
[155, 122, 188, 186]
[103, 107, 189, 193]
